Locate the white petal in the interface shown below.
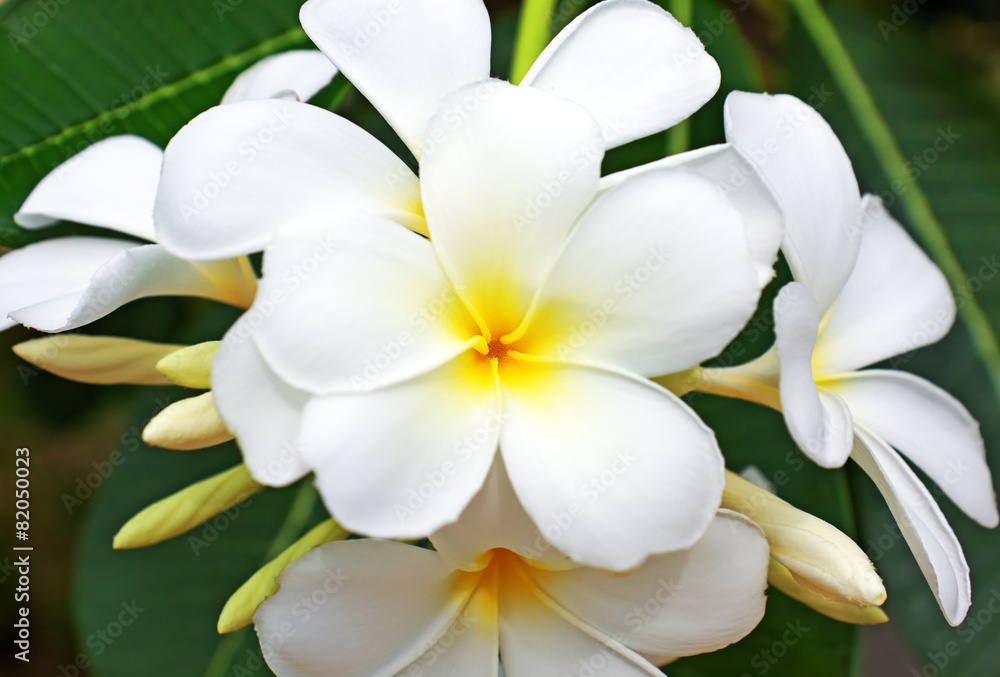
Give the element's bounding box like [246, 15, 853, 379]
[499, 572, 661, 677]
[499, 361, 724, 571]
[7, 241, 255, 332]
[815, 196, 955, 374]
[521, 0, 720, 148]
[252, 216, 473, 396]
[525, 168, 760, 376]
[0, 237, 134, 331]
[155, 99, 424, 260]
[525, 510, 768, 663]
[826, 370, 998, 527]
[299, 0, 491, 158]
[299, 352, 500, 538]
[431, 456, 566, 569]
[600, 144, 783, 288]
[773, 282, 854, 467]
[255, 539, 475, 677]
[213, 316, 311, 486]
[395, 579, 500, 677]
[15, 135, 162, 241]
[724, 92, 862, 314]
[222, 50, 338, 104]
[422, 81, 603, 330]
[851, 426, 971, 626]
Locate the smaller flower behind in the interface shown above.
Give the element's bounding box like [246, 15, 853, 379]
[252, 509, 770, 677]
[0, 50, 338, 333]
[692, 91, 999, 626]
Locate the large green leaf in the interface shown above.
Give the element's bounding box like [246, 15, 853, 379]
[0, 0, 314, 247]
[784, 3, 1000, 674]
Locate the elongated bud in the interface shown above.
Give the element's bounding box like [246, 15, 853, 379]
[157, 341, 220, 389]
[114, 464, 262, 549]
[218, 518, 350, 633]
[13, 335, 181, 385]
[769, 559, 888, 625]
[722, 470, 886, 608]
[143, 392, 234, 450]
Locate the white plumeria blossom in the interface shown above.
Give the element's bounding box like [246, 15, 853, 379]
[710, 91, 999, 626]
[0, 50, 338, 332]
[253, 510, 770, 677]
[154, 0, 785, 571]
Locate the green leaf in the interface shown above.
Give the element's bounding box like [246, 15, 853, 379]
[71, 386, 326, 677]
[783, 3, 1000, 674]
[0, 0, 314, 248]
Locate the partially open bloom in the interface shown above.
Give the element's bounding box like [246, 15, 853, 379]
[253, 510, 769, 677]
[700, 91, 999, 625]
[155, 0, 784, 572]
[0, 50, 337, 333]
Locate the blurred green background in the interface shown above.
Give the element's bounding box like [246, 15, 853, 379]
[1, 0, 1000, 675]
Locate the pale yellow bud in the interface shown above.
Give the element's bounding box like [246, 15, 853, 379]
[142, 392, 234, 450]
[769, 560, 888, 625]
[13, 335, 181, 385]
[114, 465, 262, 549]
[156, 341, 221, 389]
[722, 471, 886, 608]
[217, 519, 350, 633]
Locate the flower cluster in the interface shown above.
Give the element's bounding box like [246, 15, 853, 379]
[2, 0, 996, 673]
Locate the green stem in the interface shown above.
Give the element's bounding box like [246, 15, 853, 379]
[790, 0, 1000, 406]
[202, 483, 318, 677]
[510, 0, 559, 84]
[665, 0, 694, 154]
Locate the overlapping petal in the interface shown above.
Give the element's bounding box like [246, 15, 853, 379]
[525, 168, 760, 376]
[251, 216, 473, 396]
[15, 135, 162, 240]
[827, 370, 998, 527]
[521, 0, 719, 148]
[213, 317, 311, 486]
[725, 92, 862, 314]
[499, 577, 661, 677]
[299, 351, 500, 539]
[499, 362, 724, 571]
[600, 144, 783, 288]
[773, 282, 854, 468]
[851, 427, 971, 626]
[255, 540, 477, 677]
[431, 457, 566, 569]
[221, 49, 338, 104]
[421, 81, 603, 330]
[155, 99, 424, 260]
[299, 0, 491, 158]
[815, 196, 956, 374]
[526, 511, 768, 665]
[0, 237, 253, 332]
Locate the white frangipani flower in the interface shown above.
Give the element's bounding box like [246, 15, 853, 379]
[0, 50, 337, 332]
[166, 81, 780, 573]
[153, 0, 785, 571]
[702, 91, 999, 625]
[153, 0, 730, 261]
[253, 510, 770, 677]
